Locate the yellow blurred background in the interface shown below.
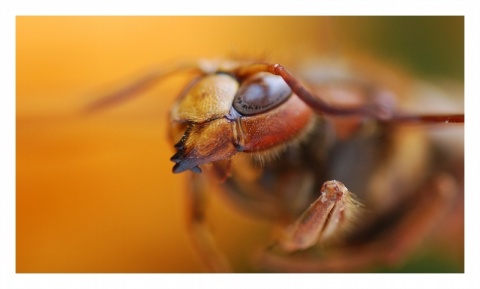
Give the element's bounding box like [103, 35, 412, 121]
[16, 16, 463, 273]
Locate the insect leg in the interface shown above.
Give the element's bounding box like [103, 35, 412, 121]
[275, 180, 362, 253]
[375, 172, 460, 266]
[258, 173, 460, 272]
[186, 173, 232, 272]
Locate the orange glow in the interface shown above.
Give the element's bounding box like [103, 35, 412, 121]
[17, 16, 331, 273]
[16, 16, 463, 273]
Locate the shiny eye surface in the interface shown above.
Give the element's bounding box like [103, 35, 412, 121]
[233, 72, 292, 115]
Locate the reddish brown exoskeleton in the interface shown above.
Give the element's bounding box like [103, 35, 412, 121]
[87, 58, 464, 273]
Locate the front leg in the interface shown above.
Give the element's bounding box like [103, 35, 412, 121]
[259, 173, 459, 272]
[186, 173, 232, 272]
[276, 180, 362, 252]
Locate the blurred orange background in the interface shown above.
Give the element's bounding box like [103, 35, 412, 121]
[16, 16, 463, 273]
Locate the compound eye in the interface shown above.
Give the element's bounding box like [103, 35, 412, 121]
[233, 72, 292, 115]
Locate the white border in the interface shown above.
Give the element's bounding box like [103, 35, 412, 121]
[2, 1, 479, 289]
[0, 0, 475, 16]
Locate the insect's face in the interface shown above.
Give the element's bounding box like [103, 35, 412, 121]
[165, 60, 463, 273]
[169, 71, 315, 173]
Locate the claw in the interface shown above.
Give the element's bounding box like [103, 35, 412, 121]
[170, 151, 184, 163]
[191, 166, 202, 174]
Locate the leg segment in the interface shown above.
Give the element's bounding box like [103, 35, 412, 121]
[185, 174, 232, 272]
[275, 180, 362, 252]
[258, 173, 460, 272]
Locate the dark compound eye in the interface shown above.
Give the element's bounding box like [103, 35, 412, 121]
[233, 72, 292, 115]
